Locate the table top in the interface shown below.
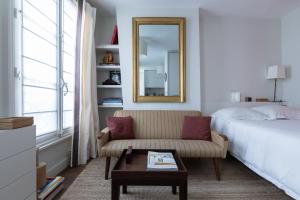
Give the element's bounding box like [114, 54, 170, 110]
[111, 149, 187, 179]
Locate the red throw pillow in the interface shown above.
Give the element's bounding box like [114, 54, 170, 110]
[106, 116, 135, 140]
[181, 116, 212, 141]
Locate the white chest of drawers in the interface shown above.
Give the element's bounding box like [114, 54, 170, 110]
[0, 126, 36, 200]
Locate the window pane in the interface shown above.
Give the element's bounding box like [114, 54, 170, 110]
[63, 111, 73, 129]
[23, 86, 57, 113]
[23, 29, 56, 67]
[24, 112, 57, 136]
[63, 52, 75, 73]
[62, 0, 77, 129]
[23, 58, 57, 89]
[63, 91, 73, 111]
[64, 0, 77, 22]
[22, 0, 58, 136]
[25, 0, 57, 23]
[63, 35, 75, 56]
[23, 1, 56, 45]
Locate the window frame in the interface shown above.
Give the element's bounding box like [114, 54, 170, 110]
[14, 0, 77, 143]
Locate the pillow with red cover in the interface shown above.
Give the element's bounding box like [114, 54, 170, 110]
[181, 116, 212, 141]
[106, 116, 134, 140]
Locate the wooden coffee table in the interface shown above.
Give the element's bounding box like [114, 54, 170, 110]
[111, 149, 188, 200]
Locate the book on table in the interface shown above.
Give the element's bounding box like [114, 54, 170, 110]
[147, 151, 178, 170]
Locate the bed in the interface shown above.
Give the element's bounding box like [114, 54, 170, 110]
[212, 105, 300, 199]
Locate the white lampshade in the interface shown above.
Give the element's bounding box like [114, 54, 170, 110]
[139, 39, 147, 57]
[266, 65, 286, 79]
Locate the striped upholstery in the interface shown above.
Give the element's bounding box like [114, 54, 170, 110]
[100, 139, 224, 158]
[97, 110, 228, 159]
[113, 110, 201, 139]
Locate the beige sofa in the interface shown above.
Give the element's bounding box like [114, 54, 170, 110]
[97, 110, 228, 180]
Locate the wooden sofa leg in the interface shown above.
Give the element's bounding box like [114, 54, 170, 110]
[212, 158, 221, 181]
[105, 157, 111, 180]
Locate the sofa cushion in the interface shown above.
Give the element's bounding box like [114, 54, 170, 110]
[106, 116, 134, 140]
[100, 139, 224, 158]
[113, 110, 201, 139]
[182, 116, 212, 141]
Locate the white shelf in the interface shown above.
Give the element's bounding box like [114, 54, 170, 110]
[97, 65, 120, 70]
[96, 44, 119, 52]
[97, 85, 122, 89]
[98, 104, 123, 108]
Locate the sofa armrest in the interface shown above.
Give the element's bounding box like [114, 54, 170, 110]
[97, 127, 110, 157]
[211, 130, 229, 159]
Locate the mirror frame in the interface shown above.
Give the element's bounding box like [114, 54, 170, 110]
[132, 17, 186, 102]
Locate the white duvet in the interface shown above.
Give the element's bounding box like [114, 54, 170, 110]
[213, 117, 300, 199]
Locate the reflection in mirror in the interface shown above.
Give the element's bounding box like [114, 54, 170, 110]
[138, 25, 179, 97]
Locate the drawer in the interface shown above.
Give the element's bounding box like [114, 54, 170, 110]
[0, 126, 36, 161]
[0, 148, 36, 189]
[0, 170, 36, 200]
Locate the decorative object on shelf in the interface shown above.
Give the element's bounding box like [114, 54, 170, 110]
[98, 62, 120, 66]
[0, 117, 33, 129]
[110, 71, 121, 84]
[256, 98, 269, 102]
[98, 98, 123, 105]
[102, 51, 114, 64]
[102, 78, 119, 85]
[266, 65, 286, 102]
[245, 97, 252, 102]
[230, 91, 241, 102]
[111, 25, 118, 45]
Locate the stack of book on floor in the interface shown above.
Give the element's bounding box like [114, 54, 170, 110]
[98, 97, 123, 106]
[37, 176, 64, 200]
[147, 151, 178, 171]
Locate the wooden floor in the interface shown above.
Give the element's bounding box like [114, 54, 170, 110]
[53, 164, 87, 200]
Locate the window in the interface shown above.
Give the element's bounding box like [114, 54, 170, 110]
[19, 0, 77, 138]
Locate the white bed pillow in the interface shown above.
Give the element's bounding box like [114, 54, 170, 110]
[283, 107, 300, 120]
[212, 107, 269, 121]
[252, 105, 287, 120]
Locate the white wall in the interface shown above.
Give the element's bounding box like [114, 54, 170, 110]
[200, 12, 282, 114]
[39, 138, 72, 176]
[281, 7, 300, 108]
[117, 7, 201, 110]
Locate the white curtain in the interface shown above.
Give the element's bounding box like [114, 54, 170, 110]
[78, 1, 99, 165]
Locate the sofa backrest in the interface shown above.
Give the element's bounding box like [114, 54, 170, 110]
[114, 110, 201, 139]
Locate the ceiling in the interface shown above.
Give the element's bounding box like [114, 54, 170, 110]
[88, 0, 300, 18]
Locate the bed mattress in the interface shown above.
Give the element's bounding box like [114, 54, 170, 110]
[213, 118, 300, 199]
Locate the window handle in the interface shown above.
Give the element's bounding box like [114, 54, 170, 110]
[64, 83, 69, 96]
[60, 78, 69, 96]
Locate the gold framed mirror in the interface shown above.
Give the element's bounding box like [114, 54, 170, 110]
[132, 17, 186, 102]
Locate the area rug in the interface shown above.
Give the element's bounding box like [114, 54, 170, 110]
[59, 157, 292, 200]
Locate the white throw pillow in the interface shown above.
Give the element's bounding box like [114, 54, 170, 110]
[212, 107, 269, 121]
[252, 105, 287, 120]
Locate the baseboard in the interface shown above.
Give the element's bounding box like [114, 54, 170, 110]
[47, 156, 70, 177]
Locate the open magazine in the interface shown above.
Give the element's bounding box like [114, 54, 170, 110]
[147, 151, 178, 170]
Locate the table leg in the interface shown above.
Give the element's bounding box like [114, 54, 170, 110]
[172, 186, 177, 194]
[179, 181, 187, 200]
[111, 181, 120, 200]
[122, 185, 127, 194]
